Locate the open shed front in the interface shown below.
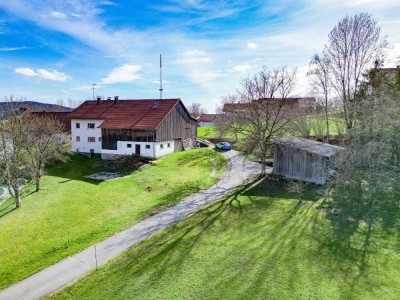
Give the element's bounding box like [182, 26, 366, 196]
[272, 137, 344, 185]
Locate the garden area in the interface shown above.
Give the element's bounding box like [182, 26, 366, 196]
[0, 148, 226, 290]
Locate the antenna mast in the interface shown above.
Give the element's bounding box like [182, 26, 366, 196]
[159, 54, 163, 100]
[92, 83, 97, 100]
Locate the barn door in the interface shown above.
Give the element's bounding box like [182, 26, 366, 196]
[174, 138, 183, 152]
[135, 144, 141, 156]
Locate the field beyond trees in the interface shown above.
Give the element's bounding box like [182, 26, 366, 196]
[48, 178, 400, 299]
[0, 149, 226, 290]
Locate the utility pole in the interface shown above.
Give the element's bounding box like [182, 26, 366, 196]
[159, 54, 163, 100]
[92, 83, 97, 100]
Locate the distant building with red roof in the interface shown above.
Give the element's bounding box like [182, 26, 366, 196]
[70, 97, 198, 159]
[198, 114, 217, 126]
[222, 97, 316, 114]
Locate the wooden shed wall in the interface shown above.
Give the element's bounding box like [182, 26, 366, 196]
[273, 144, 327, 184]
[156, 103, 197, 141]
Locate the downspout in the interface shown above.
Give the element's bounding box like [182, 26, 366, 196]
[153, 130, 156, 159]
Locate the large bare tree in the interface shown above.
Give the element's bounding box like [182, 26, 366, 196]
[323, 13, 387, 130]
[308, 54, 332, 143]
[24, 113, 68, 191]
[187, 102, 207, 119]
[0, 98, 28, 208]
[217, 66, 297, 175]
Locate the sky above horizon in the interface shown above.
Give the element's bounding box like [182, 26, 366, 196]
[0, 0, 399, 112]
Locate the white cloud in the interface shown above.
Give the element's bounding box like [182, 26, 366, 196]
[0, 46, 29, 51]
[101, 64, 142, 84]
[176, 50, 212, 64]
[51, 11, 67, 19]
[229, 64, 252, 73]
[15, 67, 70, 81]
[247, 42, 257, 49]
[15, 67, 36, 76]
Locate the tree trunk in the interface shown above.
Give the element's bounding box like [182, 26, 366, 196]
[261, 161, 266, 176]
[15, 193, 21, 208]
[35, 177, 40, 192]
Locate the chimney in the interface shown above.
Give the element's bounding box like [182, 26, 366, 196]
[114, 96, 119, 105]
[96, 96, 101, 105]
[153, 99, 159, 109]
[107, 97, 112, 101]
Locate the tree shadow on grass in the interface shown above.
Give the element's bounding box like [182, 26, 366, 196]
[312, 182, 400, 296]
[0, 200, 16, 218]
[103, 177, 323, 297]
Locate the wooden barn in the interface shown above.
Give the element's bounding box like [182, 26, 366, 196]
[69, 97, 199, 159]
[272, 137, 344, 185]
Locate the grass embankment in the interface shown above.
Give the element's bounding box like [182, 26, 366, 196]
[50, 179, 400, 299]
[0, 149, 226, 290]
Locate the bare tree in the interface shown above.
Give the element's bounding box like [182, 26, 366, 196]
[323, 13, 387, 129]
[0, 97, 28, 208]
[331, 83, 400, 220]
[308, 54, 332, 143]
[217, 66, 297, 175]
[187, 102, 207, 119]
[24, 113, 68, 191]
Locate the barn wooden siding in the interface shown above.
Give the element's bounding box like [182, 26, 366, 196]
[156, 102, 197, 142]
[273, 144, 328, 185]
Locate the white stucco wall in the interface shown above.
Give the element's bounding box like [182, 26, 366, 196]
[71, 119, 104, 154]
[200, 121, 214, 126]
[101, 141, 174, 159]
[154, 141, 174, 158]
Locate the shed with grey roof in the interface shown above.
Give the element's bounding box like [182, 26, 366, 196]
[272, 136, 344, 185]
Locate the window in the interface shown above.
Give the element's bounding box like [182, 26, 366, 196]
[167, 143, 171, 148]
[76, 136, 80, 142]
[76, 123, 80, 129]
[98, 137, 102, 142]
[127, 144, 132, 148]
[160, 144, 164, 149]
[88, 123, 95, 129]
[145, 145, 150, 149]
[88, 137, 96, 143]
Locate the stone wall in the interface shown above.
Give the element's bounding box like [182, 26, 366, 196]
[101, 153, 124, 160]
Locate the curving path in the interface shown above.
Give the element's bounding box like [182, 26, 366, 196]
[0, 149, 265, 300]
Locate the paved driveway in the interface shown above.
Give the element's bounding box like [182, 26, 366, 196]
[0, 150, 265, 300]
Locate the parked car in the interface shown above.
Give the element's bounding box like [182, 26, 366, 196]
[215, 142, 232, 151]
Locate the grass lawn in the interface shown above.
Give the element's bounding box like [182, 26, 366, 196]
[197, 126, 218, 139]
[197, 115, 347, 142]
[0, 148, 226, 290]
[49, 179, 400, 300]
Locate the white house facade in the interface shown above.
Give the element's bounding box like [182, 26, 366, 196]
[69, 98, 198, 160]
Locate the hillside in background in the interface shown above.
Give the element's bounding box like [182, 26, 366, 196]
[0, 101, 73, 115]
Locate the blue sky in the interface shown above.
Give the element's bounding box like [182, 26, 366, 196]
[0, 0, 399, 112]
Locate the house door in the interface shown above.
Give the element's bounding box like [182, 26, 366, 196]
[135, 144, 141, 156]
[90, 149, 95, 158]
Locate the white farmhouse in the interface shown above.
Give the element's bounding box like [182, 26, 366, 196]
[69, 97, 198, 159]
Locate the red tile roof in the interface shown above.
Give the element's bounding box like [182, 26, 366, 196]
[69, 99, 197, 129]
[198, 114, 217, 122]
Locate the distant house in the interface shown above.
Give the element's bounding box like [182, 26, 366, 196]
[222, 97, 316, 114]
[198, 114, 217, 126]
[68, 97, 198, 159]
[272, 136, 344, 185]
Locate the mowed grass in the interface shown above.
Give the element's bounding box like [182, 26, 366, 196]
[197, 116, 347, 141]
[0, 149, 226, 290]
[49, 179, 400, 300]
[197, 126, 218, 139]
